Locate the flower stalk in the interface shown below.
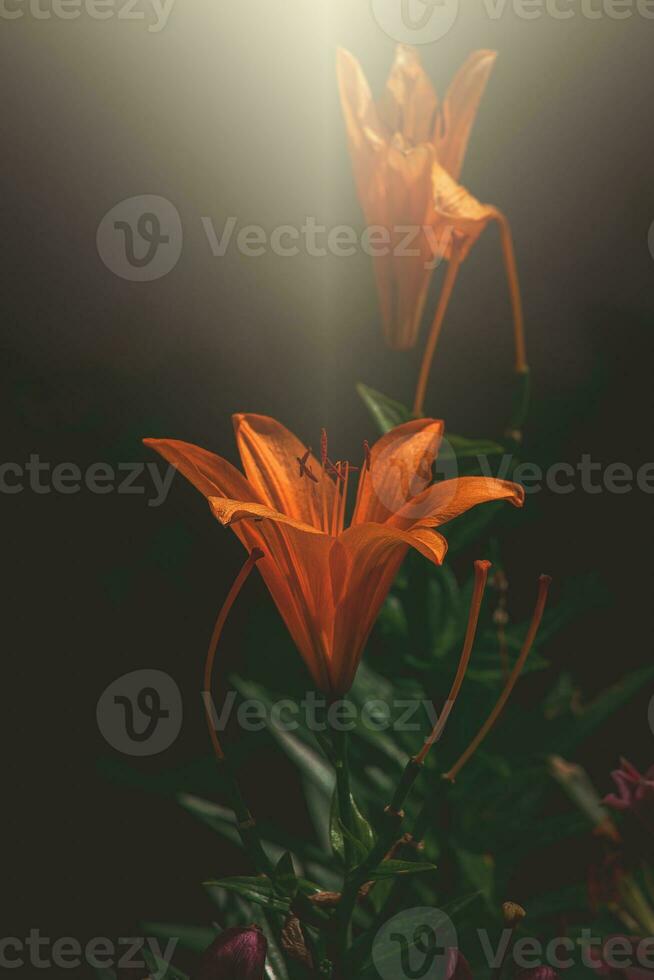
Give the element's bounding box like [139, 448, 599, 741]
[334, 559, 492, 965]
[413, 238, 463, 417]
[443, 574, 551, 782]
[202, 548, 275, 879]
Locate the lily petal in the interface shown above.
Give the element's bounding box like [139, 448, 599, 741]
[353, 417, 444, 525]
[328, 521, 447, 693]
[431, 162, 498, 261]
[435, 49, 497, 181]
[208, 495, 335, 693]
[233, 413, 336, 530]
[377, 44, 439, 146]
[389, 476, 525, 530]
[373, 139, 438, 348]
[208, 497, 322, 536]
[143, 437, 258, 502]
[336, 48, 386, 184]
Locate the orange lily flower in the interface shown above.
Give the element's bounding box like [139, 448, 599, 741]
[145, 415, 523, 696]
[337, 46, 527, 415]
[337, 44, 497, 351]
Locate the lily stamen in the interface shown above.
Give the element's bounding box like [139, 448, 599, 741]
[297, 447, 318, 483]
[415, 559, 491, 764]
[443, 574, 552, 782]
[330, 462, 343, 536]
[338, 461, 351, 535]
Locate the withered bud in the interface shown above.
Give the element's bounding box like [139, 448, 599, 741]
[502, 901, 526, 926]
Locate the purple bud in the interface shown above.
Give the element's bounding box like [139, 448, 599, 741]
[444, 948, 473, 980]
[515, 969, 559, 980]
[195, 926, 267, 980]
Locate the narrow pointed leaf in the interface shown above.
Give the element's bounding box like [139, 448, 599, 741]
[367, 859, 437, 880]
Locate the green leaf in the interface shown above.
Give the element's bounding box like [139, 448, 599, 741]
[273, 851, 299, 899]
[329, 789, 345, 862]
[367, 859, 437, 880]
[466, 652, 549, 685]
[376, 594, 409, 643]
[177, 794, 241, 845]
[555, 666, 654, 752]
[440, 433, 505, 461]
[232, 678, 335, 798]
[350, 798, 376, 854]
[141, 948, 189, 980]
[441, 890, 484, 921]
[457, 850, 495, 906]
[330, 784, 374, 867]
[525, 883, 589, 919]
[442, 501, 504, 554]
[357, 383, 411, 434]
[427, 566, 462, 659]
[204, 876, 291, 913]
[141, 923, 215, 954]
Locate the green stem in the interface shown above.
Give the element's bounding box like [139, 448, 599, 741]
[334, 758, 424, 970]
[333, 727, 355, 869]
[335, 807, 405, 972]
[505, 365, 530, 443]
[373, 780, 451, 931]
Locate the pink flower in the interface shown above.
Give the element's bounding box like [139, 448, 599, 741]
[604, 759, 654, 830]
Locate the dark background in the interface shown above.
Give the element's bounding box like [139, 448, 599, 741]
[2, 0, 653, 969]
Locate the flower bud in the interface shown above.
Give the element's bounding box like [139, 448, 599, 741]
[195, 926, 267, 980]
[444, 948, 473, 980]
[515, 968, 559, 980]
[604, 759, 654, 829]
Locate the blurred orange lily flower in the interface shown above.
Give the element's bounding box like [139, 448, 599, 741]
[337, 46, 527, 415]
[337, 44, 497, 351]
[145, 414, 523, 696]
